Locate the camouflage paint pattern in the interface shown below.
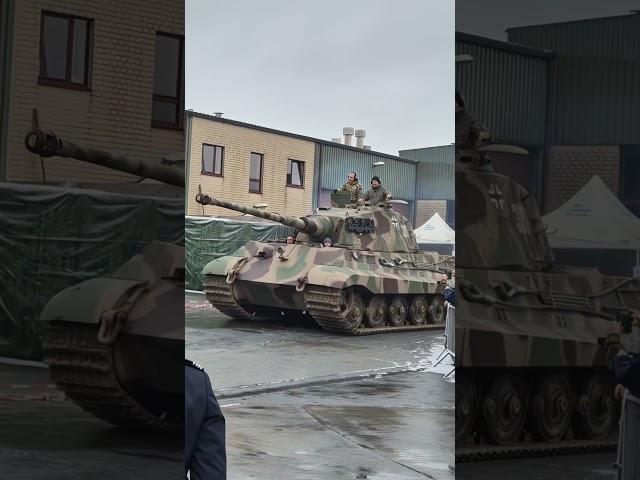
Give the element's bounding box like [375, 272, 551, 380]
[456, 267, 640, 369]
[198, 194, 451, 316]
[455, 163, 640, 369]
[41, 242, 184, 340]
[24, 121, 185, 428]
[455, 151, 640, 445]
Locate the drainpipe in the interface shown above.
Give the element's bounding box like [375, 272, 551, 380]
[184, 111, 193, 215]
[313, 142, 323, 211]
[0, 0, 16, 181]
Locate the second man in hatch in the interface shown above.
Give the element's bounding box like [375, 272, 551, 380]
[363, 176, 392, 205]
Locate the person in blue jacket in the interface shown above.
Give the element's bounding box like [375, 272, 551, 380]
[443, 286, 456, 307]
[185, 359, 226, 479]
[606, 311, 640, 398]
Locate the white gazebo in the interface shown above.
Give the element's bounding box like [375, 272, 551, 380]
[542, 175, 640, 277]
[414, 212, 455, 255]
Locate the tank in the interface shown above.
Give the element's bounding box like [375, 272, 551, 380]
[24, 109, 184, 429]
[454, 66, 640, 447]
[196, 192, 453, 334]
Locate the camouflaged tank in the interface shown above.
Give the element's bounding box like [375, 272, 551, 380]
[454, 79, 640, 446]
[24, 109, 184, 429]
[196, 192, 453, 334]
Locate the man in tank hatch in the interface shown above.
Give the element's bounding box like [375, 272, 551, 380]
[362, 176, 391, 205]
[337, 171, 364, 204]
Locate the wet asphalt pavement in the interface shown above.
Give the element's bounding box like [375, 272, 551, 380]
[456, 453, 617, 480]
[0, 362, 182, 479]
[186, 291, 455, 480]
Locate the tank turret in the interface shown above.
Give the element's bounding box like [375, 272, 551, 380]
[196, 191, 421, 253]
[24, 108, 184, 187]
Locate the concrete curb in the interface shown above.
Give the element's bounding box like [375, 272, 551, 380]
[0, 357, 48, 369]
[217, 365, 429, 400]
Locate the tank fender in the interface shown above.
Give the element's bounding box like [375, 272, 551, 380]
[305, 265, 441, 295]
[40, 277, 145, 324]
[202, 255, 245, 276]
[305, 266, 379, 292]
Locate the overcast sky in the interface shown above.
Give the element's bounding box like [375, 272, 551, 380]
[186, 0, 454, 156]
[456, 0, 639, 40]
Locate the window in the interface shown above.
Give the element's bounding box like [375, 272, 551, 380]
[152, 32, 184, 128]
[287, 159, 305, 188]
[202, 144, 224, 176]
[39, 12, 92, 89]
[249, 153, 263, 193]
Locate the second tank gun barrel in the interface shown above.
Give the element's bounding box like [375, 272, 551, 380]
[24, 108, 184, 187]
[196, 193, 310, 232]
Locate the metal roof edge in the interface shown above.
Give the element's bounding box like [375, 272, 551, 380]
[399, 145, 453, 153]
[505, 12, 639, 32]
[456, 31, 555, 59]
[186, 110, 417, 164]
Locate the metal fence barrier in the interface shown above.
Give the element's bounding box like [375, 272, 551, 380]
[615, 390, 640, 480]
[434, 304, 455, 378]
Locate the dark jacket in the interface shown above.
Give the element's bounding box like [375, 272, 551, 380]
[612, 353, 640, 397]
[443, 287, 456, 307]
[185, 359, 226, 479]
[363, 186, 390, 205]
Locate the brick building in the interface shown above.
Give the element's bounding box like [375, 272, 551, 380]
[186, 112, 315, 217]
[186, 112, 423, 223]
[1, 0, 184, 183]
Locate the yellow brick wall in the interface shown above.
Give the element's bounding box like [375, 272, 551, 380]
[188, 116, 315, 218]
[7, 0, 184, 182]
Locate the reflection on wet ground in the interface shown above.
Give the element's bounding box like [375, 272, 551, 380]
[186, 292, 455, 480]
[456, 453, 617, 480]
[0, 364, 182, 479]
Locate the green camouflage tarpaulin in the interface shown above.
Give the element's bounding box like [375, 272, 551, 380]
[185, 215, 294, 291]
[0, 182, 183, 359]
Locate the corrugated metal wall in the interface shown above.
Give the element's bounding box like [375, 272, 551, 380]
[399, 146, 454, 200]
[508, 14, 640, 62]
[456, 38, 550, 147]
[506, 15, 640, 145]
[320, 144, 417, 201]
[549, 57, 640, 144]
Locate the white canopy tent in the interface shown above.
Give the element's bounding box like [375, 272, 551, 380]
[542, 175, 640, 275]
[415, 212, 455, 246]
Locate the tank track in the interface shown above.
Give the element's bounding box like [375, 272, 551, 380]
[304, 286, 445, 335]
[203, 276, 276, 320]
[203, 277, 445, 335]
[42, 322, 177, 430]
[456, 439, 617, 462]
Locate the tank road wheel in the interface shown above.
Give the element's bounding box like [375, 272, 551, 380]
[388, 296, 409, 327]
[573, 373, 617, 440]
[339, 288, 365, 331]
[429, 295, 446, 324]
[482, 374, 527, 445]
[456, 372, 478, 444]
[529, 373, 574, 442]
[408, 296, 428, 325]
[364, 296, 387, 328]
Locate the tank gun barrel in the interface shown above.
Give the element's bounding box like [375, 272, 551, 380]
[24, 108, 184, 187]
[196, 193, 311, 232]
